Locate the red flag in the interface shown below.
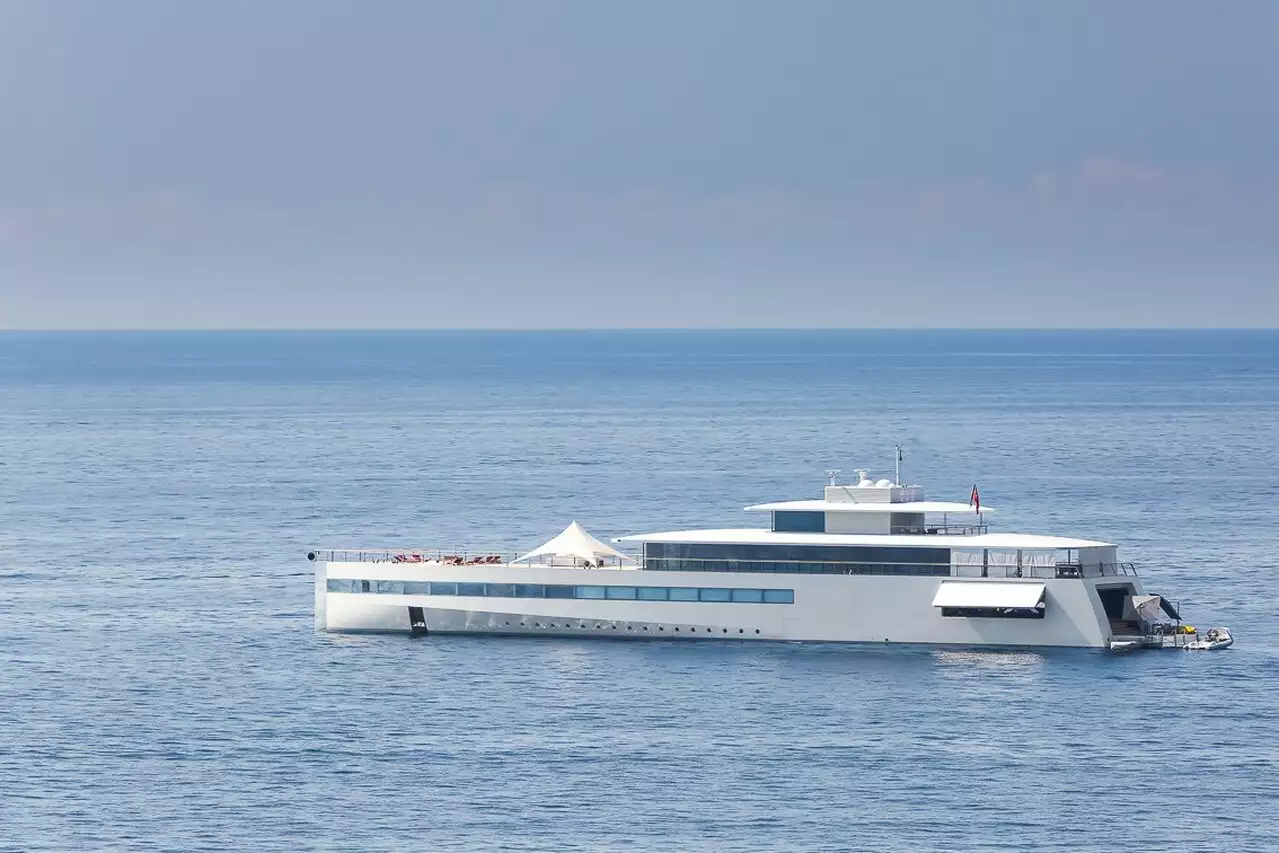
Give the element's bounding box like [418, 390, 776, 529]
[969, 484, 981, 514]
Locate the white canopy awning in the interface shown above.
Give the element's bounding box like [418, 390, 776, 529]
[1125, 594, 1170, 622]
[516, 521, 633, 565]
[932, 581, 1046, 609]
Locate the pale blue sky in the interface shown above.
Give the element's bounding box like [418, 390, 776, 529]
[1, 1, 1277, 328]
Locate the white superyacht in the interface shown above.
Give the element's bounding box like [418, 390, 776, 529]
[312, 459, 1230, 651]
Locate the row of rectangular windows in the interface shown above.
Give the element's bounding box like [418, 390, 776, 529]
[327, 579, 795, 604]
[643, 542, 947, 563]
[644, 559, 949, 576]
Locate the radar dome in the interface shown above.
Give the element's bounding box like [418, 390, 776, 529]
[875, 478, 893, 487]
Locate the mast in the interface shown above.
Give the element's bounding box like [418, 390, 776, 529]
[894, 444, 903, 485]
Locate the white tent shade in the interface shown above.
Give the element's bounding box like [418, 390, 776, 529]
[932, 582, 1046, 609]
[517, 521, 633, 565]
[1126, 594, 1169, 622]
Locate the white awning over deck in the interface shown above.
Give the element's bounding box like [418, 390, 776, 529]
[516, 521, 633, 565]
[932, 581, 1046, 609]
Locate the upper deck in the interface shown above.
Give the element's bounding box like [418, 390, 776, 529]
[312, 468, 1121, 580]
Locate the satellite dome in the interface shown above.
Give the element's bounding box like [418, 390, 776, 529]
[875, 478, 893, 488]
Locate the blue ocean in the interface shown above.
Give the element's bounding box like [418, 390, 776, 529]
[1, 330, 1277, 852]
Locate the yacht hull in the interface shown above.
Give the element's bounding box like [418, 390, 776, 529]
[316, 561, 1140, 648]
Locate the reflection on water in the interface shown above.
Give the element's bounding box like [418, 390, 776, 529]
[930, 648, 1047, 669]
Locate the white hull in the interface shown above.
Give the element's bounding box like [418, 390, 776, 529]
[316, 561, 1144, 648]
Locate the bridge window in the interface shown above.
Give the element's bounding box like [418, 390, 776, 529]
[772, 511, 825, 533]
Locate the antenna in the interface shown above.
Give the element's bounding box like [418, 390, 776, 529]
[826, 469, 842, 486]
[894, 444, 903, 485]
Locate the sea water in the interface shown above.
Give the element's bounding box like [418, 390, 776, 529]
[1, 330, 1276, 852]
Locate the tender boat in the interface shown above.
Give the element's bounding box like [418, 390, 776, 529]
[1184, 627, 1233, 651]
[311, 458, 1230, 650]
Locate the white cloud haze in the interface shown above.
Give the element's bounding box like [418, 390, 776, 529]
[1, 1, 1277, 328]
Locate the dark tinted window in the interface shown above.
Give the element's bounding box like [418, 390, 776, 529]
[772, 511, 825, 533]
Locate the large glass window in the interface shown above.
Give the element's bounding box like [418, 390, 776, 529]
[773, 511, 825, 533]
[403, 581, 430, 595]
[731, 588, 764, 603]
[668, 587, 699, 601]
[327, 578, 355, 593]
[429, 582, 457, 595]
[514, 584, 544, 598]
[485, 583, 515, 598]
[545, 585, 575, 599]
[644, 542, 949, 576]
[698, 588, 732, 602]
[637, 587, 668, 601]
[456, 583, 485, 596]
[605, 586, 638, 600]
[575, 586, 607, 599]
[763, 589, 795, 604]
[375, 580, 404, 594]
[941, 607, 1044, 619]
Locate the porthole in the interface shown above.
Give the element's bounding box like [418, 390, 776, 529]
[738, 629, 744, 634]
[643, 626, 649, 631]
[504, 621, 510, 626]
[722, 628, 728, 634]
[754, 629, 760, 634]
[706, 628, 712, 633]
[658, 626, 664, 631]
[611, 625, 618, 630]
[674, 627, 680, 632]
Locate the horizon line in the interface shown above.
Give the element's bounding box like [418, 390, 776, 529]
[2, 326, 1278, 334]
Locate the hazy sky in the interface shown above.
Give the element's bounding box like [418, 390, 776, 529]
[2, 1, 1277, 328]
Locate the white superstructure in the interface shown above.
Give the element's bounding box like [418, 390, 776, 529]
[312, 467, 1220, 650]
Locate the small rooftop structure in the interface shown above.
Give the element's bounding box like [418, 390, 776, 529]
[745, 499, 993, 515]
[517, 521, 634, 566]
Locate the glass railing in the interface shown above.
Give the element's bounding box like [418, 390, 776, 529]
[309, 550, 1138, 580]
[890, 524, 988, 536]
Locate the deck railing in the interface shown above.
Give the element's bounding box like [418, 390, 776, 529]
[891, 524, 989, 536]
[309, 548, 522, 565]
[310, 550, 1138, 580]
